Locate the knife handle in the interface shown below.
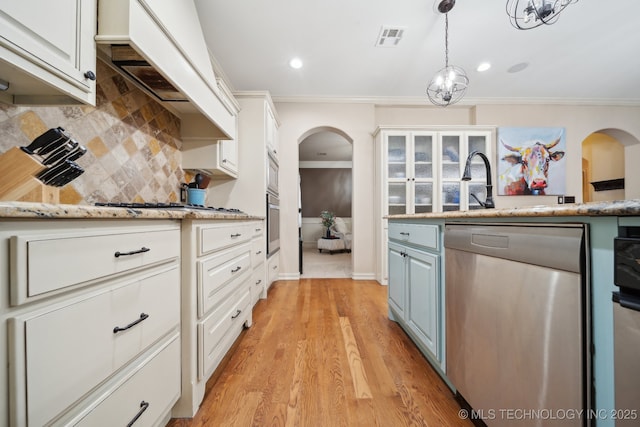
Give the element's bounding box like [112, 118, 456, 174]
[21, 127, 65, 155]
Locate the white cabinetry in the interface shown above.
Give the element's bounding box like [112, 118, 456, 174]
[250, 221, 266, 305]
[181, 81, 240, 179]
[0, 220, 181, 427]
[375, 126, 493, 284]
[175, 219, 254, 417]
[0, 0, 97, 104]
[387, 222, 443, 370]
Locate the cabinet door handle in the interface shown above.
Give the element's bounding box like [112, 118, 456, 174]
[222, 159, 227, 163]
[113, 313, 149, 334]
[115, 247, 150, 258]
[231, 266, 242, 273]
[126, 401, 149, 427]
[256, 250, 262, 255]
[230, 233, 242, 238]
[256, 279, 262, 285]
[231, 309, 242, 319]
[399, 232, 410, 236]
[84, 70, 96, 81]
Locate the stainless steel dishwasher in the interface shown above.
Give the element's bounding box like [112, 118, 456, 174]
[444, 223, 591, 427]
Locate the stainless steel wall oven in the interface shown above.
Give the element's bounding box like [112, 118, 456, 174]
[267, 193, 280, 257]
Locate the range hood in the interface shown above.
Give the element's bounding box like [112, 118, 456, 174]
[95, 0, 236, 140]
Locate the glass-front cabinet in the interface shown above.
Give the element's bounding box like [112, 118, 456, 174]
[385, 132, 436, 216]
[439, 131, 492, 211]
[380, 128, 492, 216]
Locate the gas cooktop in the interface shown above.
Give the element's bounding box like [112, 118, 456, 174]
[95, 202, 245, 214]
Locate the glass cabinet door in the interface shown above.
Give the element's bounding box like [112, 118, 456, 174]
[413, 134, 434, 213]
[387, 134, 409, 215]
[440, 134, 461, 212]
[466, 133, 490, 210]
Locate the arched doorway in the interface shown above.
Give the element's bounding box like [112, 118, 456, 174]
[298, 127, 353, 277]
[582, 129, 639, 202]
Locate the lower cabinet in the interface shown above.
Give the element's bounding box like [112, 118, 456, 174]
[388, 222, 443, 370]
[174, 219, 255, 417]
[1, 220, 181, 427]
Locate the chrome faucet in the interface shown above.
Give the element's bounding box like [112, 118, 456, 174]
[461, 150, 494, 209]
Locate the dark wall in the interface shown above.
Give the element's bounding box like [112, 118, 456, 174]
[300, 168, 352, 217]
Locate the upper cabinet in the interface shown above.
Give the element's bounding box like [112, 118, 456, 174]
[0, 0, 97, 105]
[377, 127, 494, 217]
[181, 80, 240, 179]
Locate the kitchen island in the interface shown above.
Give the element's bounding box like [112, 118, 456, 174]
[387, 199, 640, 427]
[0, 202, 266, 426]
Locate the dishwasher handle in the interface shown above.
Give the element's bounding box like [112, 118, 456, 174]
[613, 291, 640, 312]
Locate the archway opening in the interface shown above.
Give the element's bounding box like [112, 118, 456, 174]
[297, 127, 353, 277]
[582, 129, 639, 202]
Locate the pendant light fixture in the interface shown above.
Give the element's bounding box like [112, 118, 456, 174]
[506, 0, 579, 30]
[427, 0, 468, 107]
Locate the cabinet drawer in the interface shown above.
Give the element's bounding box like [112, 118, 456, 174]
[197, 222, 253, 256]
[10, 226, 179, 305]
[251, 263, 266, 306]
[11, 266, 180, 427]
[198, 243, 252, 317]
[268, 256, 279, 285]
[251, 222, 265, 238]
[74, 336, 180, 427]
[251, 237, 265, 267]
[198, 288, 251, 380]
[388, 223, 439, 250]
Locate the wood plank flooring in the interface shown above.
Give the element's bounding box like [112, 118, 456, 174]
[168, 279, 472, 427]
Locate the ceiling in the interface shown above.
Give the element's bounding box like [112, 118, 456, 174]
[195, 0, 640, 105]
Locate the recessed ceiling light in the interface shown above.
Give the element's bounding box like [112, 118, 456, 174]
[476, 62, 491, 72]
[507, 62, 529, 73]
[289, 57, 303, 69]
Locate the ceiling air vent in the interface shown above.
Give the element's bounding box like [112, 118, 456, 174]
[375, 26, 405, 47]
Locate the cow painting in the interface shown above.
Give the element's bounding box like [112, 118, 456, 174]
[498, 134, 565, 196]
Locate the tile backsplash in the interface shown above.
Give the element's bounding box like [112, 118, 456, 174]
[0, 59, 187, 205]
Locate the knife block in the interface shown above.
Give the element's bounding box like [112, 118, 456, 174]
[0, 147, 60, 203]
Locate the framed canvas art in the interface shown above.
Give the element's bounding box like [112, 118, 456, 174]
[497, 127, 566, 196]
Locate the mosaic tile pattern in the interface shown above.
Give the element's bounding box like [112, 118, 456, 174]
[0, 60, 187, 205]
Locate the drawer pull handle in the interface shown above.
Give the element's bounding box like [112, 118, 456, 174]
[231, 233, 242, 238]
[256, 250, 262, 255]
[255, 228, 262, 232]
[231, 309, 242, 319]
[231, 266, 242, 273]
[115, 247, 150, 258]
[126, 401, 149, 427]
[256, 279, 262, 285]
[113, 313, 149, 334]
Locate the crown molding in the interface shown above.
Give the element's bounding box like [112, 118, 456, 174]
[271, 95, 640, 107]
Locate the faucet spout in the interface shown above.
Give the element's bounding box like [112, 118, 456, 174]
[461, 150, 494, 209]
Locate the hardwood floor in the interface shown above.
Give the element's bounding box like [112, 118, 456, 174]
[168, 279, 471, 427]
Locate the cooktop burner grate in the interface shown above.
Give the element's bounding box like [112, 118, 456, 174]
[95, 202, 245, 214]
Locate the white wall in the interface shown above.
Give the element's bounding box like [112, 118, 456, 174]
[275, 102, 376, 280]
[275, 101, 640, 281]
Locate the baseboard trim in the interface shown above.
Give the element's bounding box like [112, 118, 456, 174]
[351, 273, 377, 281]
[279, 273, 301, 280]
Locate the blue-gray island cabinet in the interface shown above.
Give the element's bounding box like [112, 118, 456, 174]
[387, 199, 640, 427]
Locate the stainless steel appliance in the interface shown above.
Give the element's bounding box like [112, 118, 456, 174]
[445, 223, 590, 427]
[267, 150, 279, 196]
[613, 229, 640, 427]
[266, 193, 280, 257]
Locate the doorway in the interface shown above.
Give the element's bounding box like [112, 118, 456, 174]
[581, 130, 632, 202]
[298, 128, 353, 277]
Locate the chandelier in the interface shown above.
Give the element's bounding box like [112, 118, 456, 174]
[427, 0, 468, 107]
[506, 0, 579, 30]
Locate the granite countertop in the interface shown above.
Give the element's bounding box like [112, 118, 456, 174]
[0, 201, 263, 221]
[387, 199, 640, 220]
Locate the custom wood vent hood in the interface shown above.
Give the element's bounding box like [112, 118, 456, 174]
[95, 0, 236, 140]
